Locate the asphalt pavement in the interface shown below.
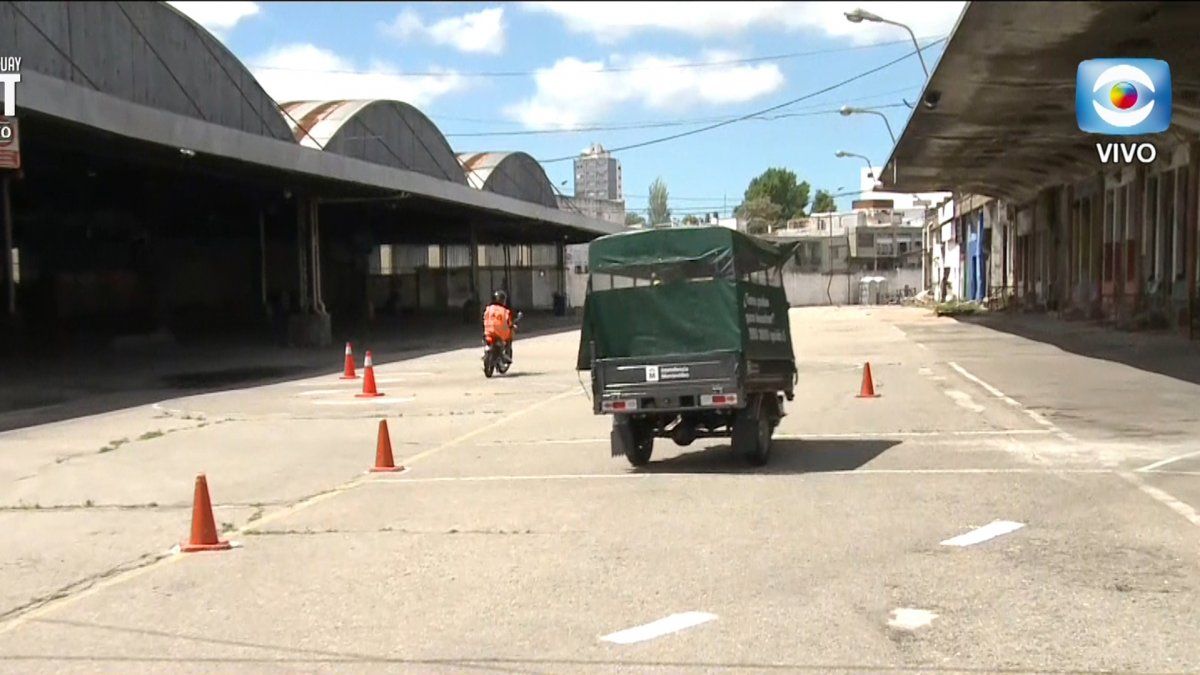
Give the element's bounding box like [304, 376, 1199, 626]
[1, 306, 1198, 674]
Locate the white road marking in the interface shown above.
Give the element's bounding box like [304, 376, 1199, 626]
[296, 389, 347, 397]
[0, 386, 579, 632]
[948, 362, 1021, 407]
[370, 468, 1115, 484]
[479, 430, 1054, 446]
[947, 361, 1077, 442]
[312, 397, 415, 406]
[943, 389, 985, 413]
[918, 367, 933, 376]
[1136, 449, 1200, 473]
[940, 520, 1025, 547]
[600, 611, 717, 645]
[888, 608, 937, 631]
[916, 343, 929, 350]
[1119, 473, 1200, 527]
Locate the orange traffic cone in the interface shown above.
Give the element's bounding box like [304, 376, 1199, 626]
[181, 474, 232, 552]
[857, 362, 880, 398]
[370, 419, 403, 472]
[356, 350, 384, 398]
[339, 342, 358, 380]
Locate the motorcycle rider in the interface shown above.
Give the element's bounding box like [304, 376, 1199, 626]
[482, 290, 516, 360]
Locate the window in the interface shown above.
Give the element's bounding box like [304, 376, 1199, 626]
[369, 244, 393, 275]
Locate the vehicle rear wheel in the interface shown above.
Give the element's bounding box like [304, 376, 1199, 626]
[732, 395, 771, 467]
[613, 417, 654, 466]
[496, 345, 511, 374]
[483, 354, 495, 378]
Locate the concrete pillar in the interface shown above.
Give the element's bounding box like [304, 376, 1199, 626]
[258, 209, 268, 319]
[287, 195, 331, 348]
[1, 174, 13, 318]
[296, 196, 310, 313]
[1186, 141, 1199, 338]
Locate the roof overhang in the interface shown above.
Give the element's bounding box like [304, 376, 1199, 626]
[19, 71, 620, 240]
[882, 2, 1200, 203]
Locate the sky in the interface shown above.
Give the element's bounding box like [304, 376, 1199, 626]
[168, 1, 965, 216]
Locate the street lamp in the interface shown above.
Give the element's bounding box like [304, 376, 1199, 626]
[835, 150, 877, 182]
[844, 8, 929, 80]
[840, 105, 897, 184]
[839, 106, 896, 145]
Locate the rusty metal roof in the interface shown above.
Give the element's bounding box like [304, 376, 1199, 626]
[456, 152, 558, 208]
[280, 100, 466, 183]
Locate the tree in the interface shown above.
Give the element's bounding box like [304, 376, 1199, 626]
[648, 177, 671, 226]
[736, 197, 783, 235]
[740, 168, 810, 223]
[681, 214, 700, 226]
[625, 212, 646, 227]
[812, 189, 836, 214]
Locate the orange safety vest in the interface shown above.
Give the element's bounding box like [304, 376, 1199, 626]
[483, 304, 513, 341]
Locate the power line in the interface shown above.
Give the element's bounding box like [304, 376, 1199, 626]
[442, 102, 911, 138]
[246, 35, 945, 80]
[433, 81, 911, 127]
[534, 37, 947, 164]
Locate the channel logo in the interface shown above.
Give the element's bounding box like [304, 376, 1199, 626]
[1076, 58, 1171, 135]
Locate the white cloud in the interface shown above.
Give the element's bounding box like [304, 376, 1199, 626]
[249, 44, 467, 108]
[383, 7, 506, 55]
[167, 1, 260, 37]
[504, 51, 784, 129]
[522, 2, 965, 45]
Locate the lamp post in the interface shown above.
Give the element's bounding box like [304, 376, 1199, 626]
[839, 106, 896, 145]
[835, 150, 877, 184]
[844, 8, 929, 80]
[840, 105, 897, 184]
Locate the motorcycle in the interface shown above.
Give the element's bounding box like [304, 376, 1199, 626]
[483, 311, 522, 378]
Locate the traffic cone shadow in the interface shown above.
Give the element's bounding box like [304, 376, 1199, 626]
[857, 362, 881, 398]
[370, 419, 404, 473]
[181, 474, 232, 553]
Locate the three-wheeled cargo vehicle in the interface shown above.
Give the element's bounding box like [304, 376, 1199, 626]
[576, 226, 798, 467]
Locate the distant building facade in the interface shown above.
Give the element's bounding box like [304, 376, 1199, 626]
[574, 143, 622, 200]
[557, 195, 625, 225]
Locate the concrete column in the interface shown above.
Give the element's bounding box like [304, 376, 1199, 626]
[1, 174, 13, 318]
[309, 198, 325, 315]
[287, 195, 331, 348]
[1186, 141, 1199, 338]
[469, 224, 479, 299]
[296, 196, 310, 313]
[258, 209, 268, 318]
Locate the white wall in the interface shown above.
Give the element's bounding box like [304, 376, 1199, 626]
[782, 267, 923, 306]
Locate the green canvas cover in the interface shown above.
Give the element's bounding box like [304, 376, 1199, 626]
[577, 227, 797, 370]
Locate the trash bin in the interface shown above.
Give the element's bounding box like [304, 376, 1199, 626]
[552, 292, 566, 317]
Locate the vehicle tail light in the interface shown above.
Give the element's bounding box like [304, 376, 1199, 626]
[601, 399, 639, 412]
[700, 394, 739, 407]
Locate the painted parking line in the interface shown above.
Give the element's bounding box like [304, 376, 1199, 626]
[1136, 449, 1200, 473]
[312, 397, 415, 406]
[600, 611, 717, 645]
[888, 608, 937, 631]
[940, 520, 1025, 546]
[370, 468, 1115, 484]
[947, 361, 1077, 442]
[479, 430, 1056, 446]
[1119, 472, 1200, 528]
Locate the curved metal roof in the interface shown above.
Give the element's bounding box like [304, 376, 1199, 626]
[0, 2, 294, 142]
[280, 100, 466, 184]
[457, 152, 558, 208]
